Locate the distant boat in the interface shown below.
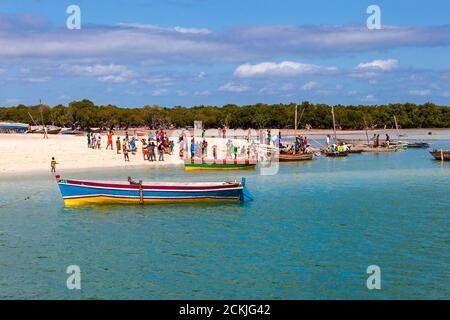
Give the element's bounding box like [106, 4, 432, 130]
[0, 122, 29, 133]
[279, 153, 313, 162]
[60, 129, 85, 136]
[429, 149, 450, 161]
[325, 151, 349, 157]
[30, 125, 61, 134]
[400, 141, 430, 148]
[184, 159, 257, 170]
[56, 176, 252, 206]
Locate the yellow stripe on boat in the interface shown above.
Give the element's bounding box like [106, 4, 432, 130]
[63, 196, 238, 206]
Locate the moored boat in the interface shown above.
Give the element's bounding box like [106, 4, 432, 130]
[429, 149, 450, 161]
[0, 122, 29, 133]
[325, 151, 349, 157]
[184, 159, 257, 170]
[279, 152, 313, 162]
[56, 176, 252, 206]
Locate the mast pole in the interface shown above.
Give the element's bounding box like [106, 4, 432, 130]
[394, 115, 400, 140]
[294, 104, 298, 137]
[331, 105, 338, 144]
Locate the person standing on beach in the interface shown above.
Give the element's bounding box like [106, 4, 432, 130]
[50, 157, 57, 172]
[158, 142, 164, 161]
[125, 131, 129, 142]
[148, 142, 156, 161]
[122, 139, 129, 161]
[87, 131, 91, 147]
[106, 131, 113, 150]
[43, 126, 48, 139]
[326, 134, 331, 147]
[376, 134, 380, 147]
[190, 138, 195, 159]
[386, 134, 390, 147]
[267, 130, 271, 145]
[96, 133, 102, 149]
[116, 137, 121, 154]
[213, 145, 217, 160]
[50, 157, 58, 173]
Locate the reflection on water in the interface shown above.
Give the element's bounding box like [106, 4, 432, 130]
[0, 143, 449, 299]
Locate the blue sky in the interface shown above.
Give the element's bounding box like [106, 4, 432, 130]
[0, 0, 449, 107]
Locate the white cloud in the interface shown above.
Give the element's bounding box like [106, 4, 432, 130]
[151, 88, 169, 96]
[21, 76, 50, 83]
[361, 94, 376, 102]
[409, 89, 431, 96]
[196, 72, 206, 80]
[219, 82, 249, 93]
[174, 26, 211, 34]
[234, 61, 337, 77]
[60, 64, 135, 83]
[301, 81, 317, 91]
[194, 90, 211, 96]
[357, 59, 399, 71]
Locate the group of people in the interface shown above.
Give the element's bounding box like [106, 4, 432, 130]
[86, 130, 175, 162]
[328, 143, 350, 153]
[372, 134, 390, 147]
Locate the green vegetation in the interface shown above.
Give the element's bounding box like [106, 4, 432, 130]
[1, 100, 449, 129]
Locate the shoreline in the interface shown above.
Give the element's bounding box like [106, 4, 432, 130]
[1, 128, 448, 176]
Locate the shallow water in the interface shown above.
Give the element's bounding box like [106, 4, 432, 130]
[0, 140, 449, 299]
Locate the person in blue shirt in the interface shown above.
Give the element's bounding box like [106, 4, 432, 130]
[190, 138, 196, 159]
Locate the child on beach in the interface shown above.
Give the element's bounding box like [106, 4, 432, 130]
[51, 157, 58, 173]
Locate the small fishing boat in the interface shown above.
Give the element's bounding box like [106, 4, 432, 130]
[429, 149, 450, 161]
[279, 152, 313, 162]
[56, 176, 253, 206]
[325, 151, 349, 157]
[402, 141, 430, 148]
[348, 149, 364, 154]
[184, 159, 257, 170]
[0, 122, 29, 133]
[30, 125, 62, 134]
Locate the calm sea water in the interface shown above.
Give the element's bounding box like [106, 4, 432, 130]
[0, 139, 449, 299]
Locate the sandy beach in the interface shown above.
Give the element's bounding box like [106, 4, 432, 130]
[0, 128, 447, 176]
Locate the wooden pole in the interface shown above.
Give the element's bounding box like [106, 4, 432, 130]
[394, 115, 400, 140]
[331, 106, 338, 144]
[139, 180, 144, 205]
[363, 117, 370, 145]
[294, 104, 298, 137]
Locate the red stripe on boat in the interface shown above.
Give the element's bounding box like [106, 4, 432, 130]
[65, 180, 241, 190]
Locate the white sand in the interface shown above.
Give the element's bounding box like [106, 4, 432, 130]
[0, 133, 252, 175]
[0, 128, 446, 176]
[0, 134, 184, 175]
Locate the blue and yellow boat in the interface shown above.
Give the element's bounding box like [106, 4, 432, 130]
[56, 175, 252, 206]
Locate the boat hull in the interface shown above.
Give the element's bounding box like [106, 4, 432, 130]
[429, 150, 450, 161]
[184, 159, 256, 171]
[325, 151, 349, 157]
[57, 178, 245, 206]
[279, 153, 313, 162]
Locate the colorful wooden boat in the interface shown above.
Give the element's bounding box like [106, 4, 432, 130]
[279, 153, 313, 162]
[184, 159, 257, 170]
[429, 149, 450, 161]
[56, 176, 252, 206]
[325, 151, 349, 157]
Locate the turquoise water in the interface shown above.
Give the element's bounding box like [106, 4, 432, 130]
[0, 142, 449, 299]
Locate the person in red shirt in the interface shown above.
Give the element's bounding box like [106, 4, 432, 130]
[106, 131, 113, 150]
